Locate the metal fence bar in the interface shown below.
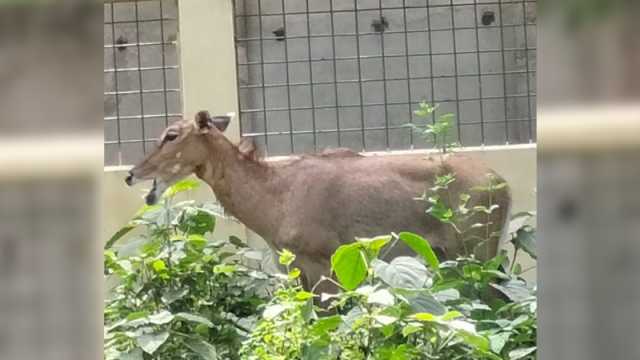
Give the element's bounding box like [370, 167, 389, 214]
[473, 0, 486, 145]
[234, 1, 537, 17]
[354, 0, 366, 150]
[256, 0, 269, 153]
[233, 0, 536, 154]
[134, 1, 146, 155]
[280, 0, 294, 152]
[103, 0, 181, 166]
[304, 0, 317, 151]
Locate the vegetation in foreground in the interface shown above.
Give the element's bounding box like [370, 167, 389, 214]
[104, 104, 536, 359]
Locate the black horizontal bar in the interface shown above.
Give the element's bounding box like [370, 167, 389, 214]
[235, 23, 532, 42]
[104, 18, 178, 25]
[239, 93, 536, 113]
[239, 117, 534, 138]
[237, 47, 536, 66]
[104, 65, 179, 73]
[104, 88, 180, 96]
[104, 41, 176, 49]
[104, 113, 183, 122]
[235, 1, 537, 18]
[239, 69, 536, 89]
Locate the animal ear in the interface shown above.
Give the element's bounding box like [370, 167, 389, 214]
[195, 110, 212, 130]
[211, 113, 233, 132]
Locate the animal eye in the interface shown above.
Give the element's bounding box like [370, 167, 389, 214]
[164, 133, 178, 142]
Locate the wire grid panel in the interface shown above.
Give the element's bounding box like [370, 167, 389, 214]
[234, 0, 536, 155]
[104, 0, 182, 166]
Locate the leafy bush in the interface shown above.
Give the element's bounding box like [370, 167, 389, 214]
[104, 180, 276, 359]
[240, 225, 536, 359]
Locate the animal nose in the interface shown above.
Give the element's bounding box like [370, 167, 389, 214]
[125, 172, 134, 186]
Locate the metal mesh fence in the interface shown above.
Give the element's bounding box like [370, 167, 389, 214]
[234, 0, 537, 155]
[103, 0, 181, 166]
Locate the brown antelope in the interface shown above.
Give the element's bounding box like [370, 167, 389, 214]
[125, 111, 511, 291]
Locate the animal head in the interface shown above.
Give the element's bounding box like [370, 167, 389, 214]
[125, 110, 232, 205]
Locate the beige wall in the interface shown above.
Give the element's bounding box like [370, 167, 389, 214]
[103, 144, 537, 278]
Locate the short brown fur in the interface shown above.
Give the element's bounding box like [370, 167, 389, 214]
[127, 114, 511, 291]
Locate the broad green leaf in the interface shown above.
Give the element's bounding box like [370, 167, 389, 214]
[213, 264, 236, 275]
[151, 259, 166, 273]
[434, 288, 460, 302]
[228, 235, 247, 248]
[289, 267, 301, 280]
[372, 257, 428, 289]
[393, 287, 446, 315]
[356, 235, 391, 257]
[263, 304, 286, 320]
[413, 313, 436, 322]
[398, 232, 440, 270]
[367, 289, 395, 306]
[310, 315, 342, 336]
[331, 243, 368, 290]
[489, 332, 511, 354]
[175, 313, 214, 327]
[119, 348, 143, 360]
[184, 339, 218, 360]
[137, 331, 169, 355]
[512, 226, 536, 259]
[295, 290, 314, 301]
[509, 346, 536, 360]
[491, 280, 532, 302]
[148, 310, 174, 325]
[374, 314, 398, 326]
[178, 207, 216, 235]
[278, 248, 296, 266]
[163, 179, 200, 198]
[402, 323, 422, 337]
[105, 224, 136, 249]
[442, 311, 463, 321]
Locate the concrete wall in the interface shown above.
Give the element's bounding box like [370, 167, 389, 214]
[104, 144, 537, 279]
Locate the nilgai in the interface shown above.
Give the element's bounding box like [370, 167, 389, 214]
[125, 111, 511, 291]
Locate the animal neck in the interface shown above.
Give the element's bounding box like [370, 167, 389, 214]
[196, 134, 282, 239]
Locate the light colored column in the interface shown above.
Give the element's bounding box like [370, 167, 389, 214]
[178, 0, 240, 142]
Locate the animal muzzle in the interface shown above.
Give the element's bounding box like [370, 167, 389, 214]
[125, 171, 135, 186]
[145, 179, 159, 205]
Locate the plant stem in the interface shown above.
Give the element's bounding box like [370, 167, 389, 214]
[510, 247, 519, 273]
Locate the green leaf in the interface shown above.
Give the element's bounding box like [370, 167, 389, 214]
[289, 267, 301, 280]
[442, 311, 463, 321]
[402, 323, 422, 337]
[491, 280, 533, 302]
[512, 226, 536, 259]
[163, 178, 200, 198]
[356, 235, 391, 257]
[489, 332, 511, 354]
[509, 346, 536, 360]
[398, 232, 440, 270]
[178, 207, 216, 235]
[137, 331, 170, 355]
[396, 289, 446, 315]
[367, 289, 395, 306]
[184, 339, 218, 360]
[310, 315, 342, 336]
[228, 235, 247, 248]
[331, 243, 368, 290]
[213, 264, 236, 275]
[413, 313, 436, 322]
[278, 248, 296, 266]
[105, 224, 136, 249]
[175, 313, 214, 327]
[374, 314, 398, 326]
[151, 259, 166, 273]
[148, 310, 174, 325]
[119, 348, 143, 360]
[372, 257, 428, 289]
[295, 290, 314, 301]
[263, 304, 287, 320]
